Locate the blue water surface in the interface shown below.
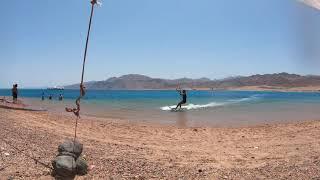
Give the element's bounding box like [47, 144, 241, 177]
[1, 89, 320, 127]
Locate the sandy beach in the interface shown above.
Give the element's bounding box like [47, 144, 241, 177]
[3, 0, 320, 178]
[0, 106, 320, 179]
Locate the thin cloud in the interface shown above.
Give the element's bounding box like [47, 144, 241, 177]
[299, 0, 320, 10]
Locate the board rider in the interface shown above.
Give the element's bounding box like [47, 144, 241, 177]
[174, 88, 187, 110]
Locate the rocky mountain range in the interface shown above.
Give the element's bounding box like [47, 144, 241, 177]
[65, 73, 320, 90]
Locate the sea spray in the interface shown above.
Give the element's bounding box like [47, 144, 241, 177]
[227, 94, 262, 103]
[161, 102, 225, 111]
[161, 94, 262, 111]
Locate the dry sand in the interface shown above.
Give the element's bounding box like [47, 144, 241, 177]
[0, 107, 320, 179]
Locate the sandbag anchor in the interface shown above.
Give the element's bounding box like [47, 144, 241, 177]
[51, 140, 88, 179]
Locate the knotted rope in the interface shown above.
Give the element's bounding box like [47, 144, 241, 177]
[65, 0, 98, 143]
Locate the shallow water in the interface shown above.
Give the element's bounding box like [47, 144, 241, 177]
[1, 89, 320, 127]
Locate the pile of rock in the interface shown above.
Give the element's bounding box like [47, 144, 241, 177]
[52, 140, 88, 179]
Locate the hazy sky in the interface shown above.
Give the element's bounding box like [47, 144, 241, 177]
[1, 0, 320, 88]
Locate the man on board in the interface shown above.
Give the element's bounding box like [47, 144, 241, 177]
[174, 88, 187, 110]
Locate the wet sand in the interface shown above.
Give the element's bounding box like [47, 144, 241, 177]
[1, 107, 320, 179]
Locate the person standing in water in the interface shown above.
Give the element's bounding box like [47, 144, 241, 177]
[12, 84, 18, 103]
[59, 94, 63, 101]
[175, 88, 187, 110]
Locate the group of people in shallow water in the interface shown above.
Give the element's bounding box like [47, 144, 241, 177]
[42, 92, 63, 101]
[12, 84, 64, 102]
[12, 83, 187, 109]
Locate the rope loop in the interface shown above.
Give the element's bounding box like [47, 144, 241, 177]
[65, 84, 86, 118]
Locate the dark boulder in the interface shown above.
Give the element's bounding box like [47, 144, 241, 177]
[52, 140, 88, 179]
[58, 140, 83, 158]
[76, 156, 88, 176]
[52, 155, 76, 178]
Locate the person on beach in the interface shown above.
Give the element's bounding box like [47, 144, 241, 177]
[12, 84, 18, 103]
[42, 92, 45, 101]
[174, 88, 187, 110]
[49, 95, 52, 100]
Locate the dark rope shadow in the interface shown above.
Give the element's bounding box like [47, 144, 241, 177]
[0, 127, 53, 171]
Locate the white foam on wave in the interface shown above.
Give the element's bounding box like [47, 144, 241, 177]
[161, 102, 224, 111]
[228, 94, 261, 103]
[161, 94, 263, 111]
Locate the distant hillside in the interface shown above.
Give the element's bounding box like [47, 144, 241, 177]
[65, 73, 320, 90]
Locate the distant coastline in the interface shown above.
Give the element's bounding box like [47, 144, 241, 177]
[1, 87, 320, 93]
[64, 72, 320, 92]
[3, 73, 319, 92]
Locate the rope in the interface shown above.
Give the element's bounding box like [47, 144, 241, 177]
[0, 137, 53, 170]
[1, 0, 100, 176]
[0, 97, 12, 104]
[65, 0, 97, 144]
[0, 126, 53, 170]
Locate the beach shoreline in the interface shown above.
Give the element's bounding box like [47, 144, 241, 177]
[1, 107, 320, 179]
[2, 92, 320, 130]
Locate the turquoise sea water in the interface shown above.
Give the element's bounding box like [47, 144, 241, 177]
[1, 89, 320, 127]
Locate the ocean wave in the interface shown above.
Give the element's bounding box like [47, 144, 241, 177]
[161, 102, 225, 111]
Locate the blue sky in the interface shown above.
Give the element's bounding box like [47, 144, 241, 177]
[1, 0, 320, 88]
